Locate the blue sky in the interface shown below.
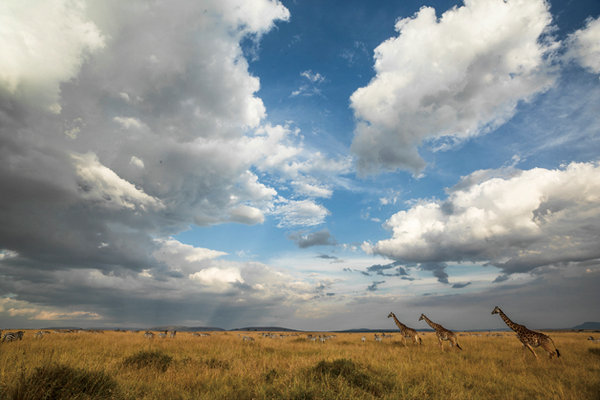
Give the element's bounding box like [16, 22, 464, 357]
[1, 0, 599, 331]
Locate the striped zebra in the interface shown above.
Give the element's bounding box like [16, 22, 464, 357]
[2, 331, 24, 342]
[144, 331, 154, 339]
[374, 334, 382, 342]
[169, 330, 176, 338]
[242, 336, 254, 342]
[361, 336, 366, 342]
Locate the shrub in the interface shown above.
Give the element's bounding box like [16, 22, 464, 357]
[123, 350, 172, 372]
[264, 368, 279, 383]
[203, 357, 230, 369]
[8, 363, 119, 400]
[310, 358, 394, 396]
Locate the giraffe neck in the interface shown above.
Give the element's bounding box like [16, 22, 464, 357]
[422, 315, 442, 332]
[391, 314, 408, 331]
[497, 309, 521, 332]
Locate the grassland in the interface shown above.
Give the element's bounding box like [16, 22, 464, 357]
[0, 330, 599, 399]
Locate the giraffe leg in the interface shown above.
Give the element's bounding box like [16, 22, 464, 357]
[438, 337, 444, 351]
[541, 340, 559, 359]
[453, 338, 463, 350]
[523, 343, 538, 359]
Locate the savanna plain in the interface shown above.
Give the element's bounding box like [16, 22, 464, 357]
[0, 330, 599, 400]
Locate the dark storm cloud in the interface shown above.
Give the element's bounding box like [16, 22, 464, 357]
[289, 229, 337, 248]
[366, 261, 409, 277]
[316, 254, 338, 260]
[420, 262, 449, 284]
[367, 280, 385, 292]
[451, 282, 471, 289]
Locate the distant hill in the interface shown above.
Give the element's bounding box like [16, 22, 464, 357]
[572, 322, 600, 330]
[231, 326, 299, 332]
[151, 326, 224, 332]
[42, 326, 84, 331]
[335, 328, 426, 333]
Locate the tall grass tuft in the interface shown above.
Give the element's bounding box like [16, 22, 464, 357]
[310, 358, 395, 396]
[122, 350, 172, 372]
[8, 363, 119, 400]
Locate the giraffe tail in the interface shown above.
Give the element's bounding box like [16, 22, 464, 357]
[550, 337, 560, 358]
[456, 342, 463, 350]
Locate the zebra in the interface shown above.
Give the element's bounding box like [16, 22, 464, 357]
[169, 330, 176, 338]
[144, 331, 154, 339]
[34, 331, 47, 339]
[361, 336, 366, 343]
[242, 336, 255, 342]
[2, 331, 23, 343]
[374, 334, 382, 342]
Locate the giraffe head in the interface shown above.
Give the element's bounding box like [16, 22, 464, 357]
[418, 314, 425, 321]
[387, 312, 395, 319]
[491, 306, 501, 315]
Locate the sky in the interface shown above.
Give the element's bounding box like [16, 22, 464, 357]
[1, 0, 599, 331]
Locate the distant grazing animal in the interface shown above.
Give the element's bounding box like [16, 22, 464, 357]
[361, 336, 366, 343]
[2, 331, 24, 343]
[242, 336, 254, 342]
[169, 330, 176, 338]
[144, 331, 154, 339]
[419, 314, 462, 351]
[388, 312, 422, 345]
[491, 306, 560, 359]
[374, 334, 382, 342]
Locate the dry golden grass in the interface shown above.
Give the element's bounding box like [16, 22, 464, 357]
[0, 330, 599, 399]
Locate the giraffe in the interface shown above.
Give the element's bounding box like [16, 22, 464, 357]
[491, 306, 560, 359]
[418, 314, 462, 350]
[388, 312, 422, 345]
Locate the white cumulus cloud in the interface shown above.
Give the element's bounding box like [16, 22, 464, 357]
[0, 0, 104, 112]
[566, 16, 600, 74]
[370, 161, 600, 276]
[350, 0, 558, 174]
[273, 199, 330, 227]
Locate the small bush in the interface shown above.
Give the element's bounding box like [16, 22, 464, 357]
[264, 368, 279, 383]
[8, 363, 118, 400]
[123, 350, 172, 372]
[203, 357, 230, 369]
[589, 347, 600, 357]
[311, 358, 394, 396]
